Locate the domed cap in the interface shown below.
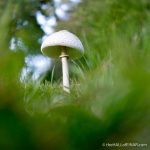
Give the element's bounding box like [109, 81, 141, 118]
[41, 30, 84, 59]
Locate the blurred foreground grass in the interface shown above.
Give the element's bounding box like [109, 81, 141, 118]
[0, 0, 150, 150]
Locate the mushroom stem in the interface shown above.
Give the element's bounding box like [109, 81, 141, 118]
[60, 47, 70, 93]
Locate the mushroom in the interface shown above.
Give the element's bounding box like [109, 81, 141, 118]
[41, 30, 84, 93]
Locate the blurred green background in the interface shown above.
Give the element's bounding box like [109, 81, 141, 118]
[0, 0, 150, 149]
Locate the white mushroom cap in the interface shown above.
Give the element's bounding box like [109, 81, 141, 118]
[41, 30, 84, 59]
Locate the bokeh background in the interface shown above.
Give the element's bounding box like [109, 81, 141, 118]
[0, 0, 150, 149]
